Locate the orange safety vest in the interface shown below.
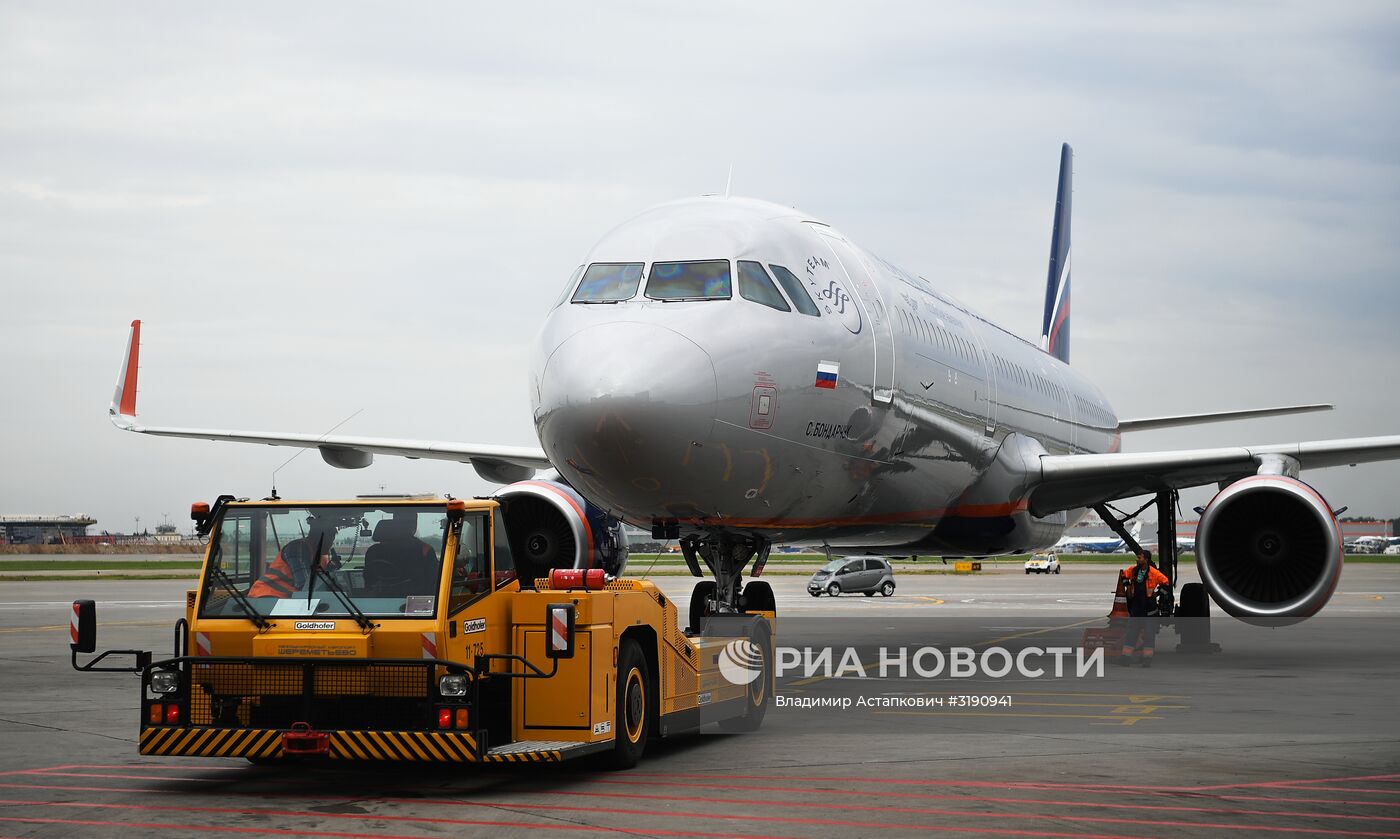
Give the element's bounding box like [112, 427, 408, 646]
[249, 540, 314, 597]
[1120, 564, 1169, 598]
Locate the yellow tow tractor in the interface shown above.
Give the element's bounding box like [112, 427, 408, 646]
[70, 494, 774, 767]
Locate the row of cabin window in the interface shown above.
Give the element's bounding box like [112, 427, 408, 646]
[896, 308, 979, 364]
[993, 352, 1113, 427]
[990, 352, 1078, 411]
[563, 259, 821, 316]
[1073, 394, 1114, 427]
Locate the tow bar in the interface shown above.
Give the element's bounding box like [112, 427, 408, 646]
[282, 722, 330, 757]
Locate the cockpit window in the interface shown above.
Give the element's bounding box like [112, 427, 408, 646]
[768, 265, 821, 317]
[553, 265, 584, 308]
[645, 260, 732, 301]
[572, 262, 643, 303]
[737, 261, 790, 312]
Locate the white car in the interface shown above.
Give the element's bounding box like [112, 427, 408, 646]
[1025, 552, 1060, 574]
[1384, 545, 1400, 556]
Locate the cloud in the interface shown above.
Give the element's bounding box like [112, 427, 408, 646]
[2, 1, 1397, 532]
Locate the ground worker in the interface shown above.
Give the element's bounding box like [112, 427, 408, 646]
[1118, 550, 1170, 666]
[248, 518, 336, 598]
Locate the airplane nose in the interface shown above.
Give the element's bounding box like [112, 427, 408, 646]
[535, 322, 717, 511]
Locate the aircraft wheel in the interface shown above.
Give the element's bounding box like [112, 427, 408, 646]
[689, 581, 717, 634]
[607, 638, 652, 769]
[881, 581, 895, 597]
[718, 618, 772, 733]
[1177, 582, 1209, 618]
[826, 582, 841, 597]
[741, 580, 775, 614]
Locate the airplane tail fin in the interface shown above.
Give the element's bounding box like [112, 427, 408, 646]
[1040, 143, 1072, 364]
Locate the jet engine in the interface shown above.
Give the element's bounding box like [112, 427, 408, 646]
[493, 480, 628, 583]
[1196, 475, 1342, 619]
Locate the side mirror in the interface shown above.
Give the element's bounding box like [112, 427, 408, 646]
[545, 603, 576, 660]
[71, 600, 96, 654]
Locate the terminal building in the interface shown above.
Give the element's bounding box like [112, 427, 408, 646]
[0, 514, 97, 545]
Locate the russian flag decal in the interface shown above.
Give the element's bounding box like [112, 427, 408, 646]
[815, 360, 839, 389]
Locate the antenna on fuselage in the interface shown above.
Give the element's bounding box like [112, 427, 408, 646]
[724, 164, 733, 198]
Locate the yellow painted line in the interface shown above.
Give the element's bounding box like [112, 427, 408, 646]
[1001, 701, 1187, 710]
[787, 656, 885, 688]
[0, 619, 169, 634]
[1001, 691, 1188, 701]
[974, 618, 1101, 648]
[878, 710, 1166, 725]
[917, 597, 945, 605]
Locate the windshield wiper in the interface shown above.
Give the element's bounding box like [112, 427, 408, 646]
[306, 535, 374, 632]
[208, 547, 269, 630]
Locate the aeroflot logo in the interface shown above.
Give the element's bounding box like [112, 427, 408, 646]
[806, 256, 862, 335]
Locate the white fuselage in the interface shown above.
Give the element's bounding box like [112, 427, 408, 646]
[531, 196, 1119, 555]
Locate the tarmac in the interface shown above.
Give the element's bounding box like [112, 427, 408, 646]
[1, 564, 1398, 838]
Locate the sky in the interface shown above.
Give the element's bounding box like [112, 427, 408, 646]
[2, 2, 1398, 535]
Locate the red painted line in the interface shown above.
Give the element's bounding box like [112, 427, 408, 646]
[0, 808, 796, 839]
[64, 764, 245, 772]
[5, 796, 1397, 839]
[1215, 795, 1400, 810]
[0, 817, 438, 839]
[0, 801, 1156, 839]
[7, 775, 1400, 821]
[0, 764, 85, 777]
[597, 778, 1400, 811]
[550, 787, 1400, 825]
[1193, 775, 1400, 792]
[625, 770, 1400, 794]
[1253, 787, 1400, 795]
[21, 770, 223, 782]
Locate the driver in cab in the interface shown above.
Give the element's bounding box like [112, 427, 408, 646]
[249, 517, 337, 598]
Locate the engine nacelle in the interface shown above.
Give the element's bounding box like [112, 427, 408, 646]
[1196, 475, 1342, 619]
[493, 480, 628, 582]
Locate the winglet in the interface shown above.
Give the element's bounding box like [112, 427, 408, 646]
[109, 319, 141, 427]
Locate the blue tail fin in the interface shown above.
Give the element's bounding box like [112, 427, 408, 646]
[1040, 143, 1072, 364]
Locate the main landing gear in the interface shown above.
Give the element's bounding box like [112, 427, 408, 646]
[679, 533, 776, 634]
[1093, 491, 1220, 654]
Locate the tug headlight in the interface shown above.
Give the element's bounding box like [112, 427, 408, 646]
[439, 674, 469, 697]
[150, 670, 180, 694]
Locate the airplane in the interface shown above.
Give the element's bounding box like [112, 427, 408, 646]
[1055, 521, 1143, 554]
[1349, 536, 1398, 554]
[108, 143, 1400, 624]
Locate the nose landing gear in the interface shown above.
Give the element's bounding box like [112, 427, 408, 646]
[681, 533, 774, 633]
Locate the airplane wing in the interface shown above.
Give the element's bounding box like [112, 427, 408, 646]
[109, 320, 551, 484]
[1116, 403, 1333, 432]
[1030, 435, 1400, 516]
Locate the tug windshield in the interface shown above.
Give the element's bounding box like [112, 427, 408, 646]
[198, 504, 476, 620]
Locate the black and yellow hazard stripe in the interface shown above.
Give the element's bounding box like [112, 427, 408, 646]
[328, 730, 478, 762]
[139, 726, 282, 759]
[481, 748, 564, 763]
[139, 726, 480, 762]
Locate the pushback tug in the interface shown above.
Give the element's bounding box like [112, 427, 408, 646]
[70, 495, 775, 767]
